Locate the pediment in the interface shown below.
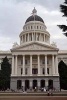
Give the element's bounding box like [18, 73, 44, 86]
[12, 42, 58, 51]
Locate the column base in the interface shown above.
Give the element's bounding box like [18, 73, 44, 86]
[45, 74, 48, 76]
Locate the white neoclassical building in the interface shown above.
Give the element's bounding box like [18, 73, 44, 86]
[0, 8, 67, 91]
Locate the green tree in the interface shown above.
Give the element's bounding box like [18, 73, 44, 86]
[58, 60, 67, 90]
[58, 0, 67, 36]
[0, 57, 11, 90]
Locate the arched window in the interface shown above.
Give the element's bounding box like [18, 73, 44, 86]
[37, 26, 38, 29]
[31, 26, 32, 29]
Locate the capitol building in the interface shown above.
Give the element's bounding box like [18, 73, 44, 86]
[0, 8, 67, 91]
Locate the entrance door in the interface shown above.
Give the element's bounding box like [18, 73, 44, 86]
[41, 80, 45, 88]
[33, 80, 37, 89]
[25, 80, 29, 91]
[48, 80, 53, 89]
[17, 80, 21, 89]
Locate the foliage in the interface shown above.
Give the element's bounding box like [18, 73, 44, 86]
[0, 57, 11, 90]
[58, 60, 67, 90]
[58, 0, 67, 36]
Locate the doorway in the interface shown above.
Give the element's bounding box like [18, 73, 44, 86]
[41, 80, 45, 88]
[33, 80, 37, 89]
[25, 80, 29, 90]
[17, 80, 21, 89]
[48, 80, 53, 89]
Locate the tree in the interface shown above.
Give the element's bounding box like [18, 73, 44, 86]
[58, 60, 67, 90]
[58, 0, 67, 36]
[0, 57, 11, 90]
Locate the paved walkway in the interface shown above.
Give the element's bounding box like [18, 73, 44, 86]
[0, 96, 67, 100]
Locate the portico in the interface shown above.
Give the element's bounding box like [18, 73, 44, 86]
[11, 54, 58, 76]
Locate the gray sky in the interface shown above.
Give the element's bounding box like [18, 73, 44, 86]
[0, 0, 67, 50]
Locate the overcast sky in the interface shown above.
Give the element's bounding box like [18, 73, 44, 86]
[0, 0, 67, 50]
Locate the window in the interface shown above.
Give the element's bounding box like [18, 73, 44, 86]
[26, 27, 27, 30]
[31, 26, 32, 29]
[25, 60, 27, 65]
[21, 68, 22, 75]
[47, 60, 49, 64]
[21, 36, 22, 41]
[28, 26, 30, 29]
[37, 26, 38, 29]
[32, 68, 38, 74]
[47, 68, 49, 74]
[42, 60, 45, 64]
[21, 60, 23, 65]
[42, 68, 45, 74]
[25, 68, 27, 74]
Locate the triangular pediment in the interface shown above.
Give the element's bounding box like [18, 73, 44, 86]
[11, 42, 58, 51]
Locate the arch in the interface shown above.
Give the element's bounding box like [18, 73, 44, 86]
[48, 79, 53, 89]
[25, 80, 29, 90]
[33, 80, 37, 89]
[17, 80, 22, 89]
[40, 80, 45, 88]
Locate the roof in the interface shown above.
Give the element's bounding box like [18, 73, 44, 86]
[25, 15, 44, 23]
[58, 50, 67, 54]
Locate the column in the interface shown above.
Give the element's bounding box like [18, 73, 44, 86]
[32, 33, 33, 41]
[39, 33, 41, 41]
[44, 34, 45, 42]
[15, 55, 18, 75]
[55, 55, 59, 75]
[22, 35, 24, 42]
[45, 55, 47, 75]
[36, 33, 37, 41]
[52, 55, 55, 75]
[23, 55, 25, 75]
[38, 55, 40, 75]
[12, 55, 14, 75]
[30, 55, 32, 75]
[25, 34, 26, 42]
[28, 33, 29, 42]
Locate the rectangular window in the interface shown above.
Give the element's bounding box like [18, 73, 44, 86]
[21, 68, 22, 75]
[25, 68, 27, 74]
[47, 68, 49, 74]
[25, 60, 27, 65]
[42, 68, 45, 74]
[42, 60, 45, 64]
[47, 60, 49, 64]
[21, 60, 23, 65]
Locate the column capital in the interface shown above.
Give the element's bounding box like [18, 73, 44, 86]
[52, 54, 54, 56]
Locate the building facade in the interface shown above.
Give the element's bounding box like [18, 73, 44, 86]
[0, 8, 67, 91]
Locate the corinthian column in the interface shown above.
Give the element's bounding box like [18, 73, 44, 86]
[23, 55, 25, 75]
[55, 55, 59, 75]
[15, 55, 18, 75]
[12, 55, 14, 75]
[38, 55, 40, 75]
[52, 55, 55, 75]
[45, 55, 47, 75]
[30, 55, 32, 75]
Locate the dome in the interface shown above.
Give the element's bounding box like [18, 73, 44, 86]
[25, 15, 44, 24]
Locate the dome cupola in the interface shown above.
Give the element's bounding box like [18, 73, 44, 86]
[25, 7, 44, 23]
[19, 8, 50, 45]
